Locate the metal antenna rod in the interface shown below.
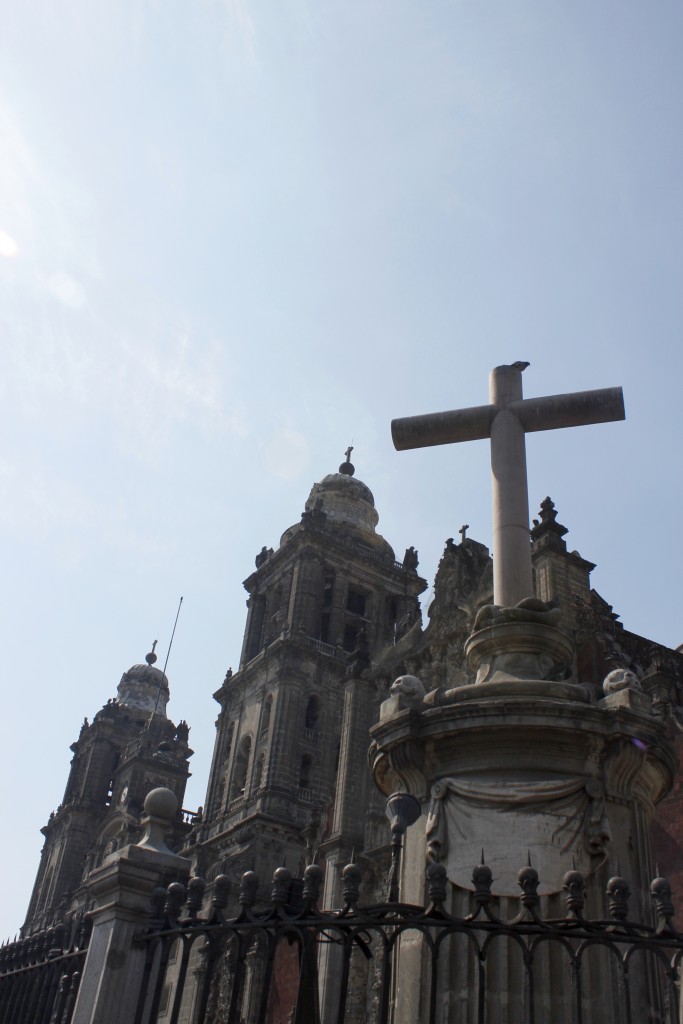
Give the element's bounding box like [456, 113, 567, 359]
[162, 596, 184, 677]
[153, 596, 184, 714]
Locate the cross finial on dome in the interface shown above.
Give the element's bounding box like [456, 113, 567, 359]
[339, 445, 355, 476]
[146, 640, 158, 666]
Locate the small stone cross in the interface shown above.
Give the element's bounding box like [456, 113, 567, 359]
[459, 524, 469, 543]
[392, 363, 624, 607]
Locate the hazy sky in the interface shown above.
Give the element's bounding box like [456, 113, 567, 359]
[1, 0, 681, 933]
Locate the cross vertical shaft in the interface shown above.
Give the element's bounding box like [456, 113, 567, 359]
[489, 365, 533, 607]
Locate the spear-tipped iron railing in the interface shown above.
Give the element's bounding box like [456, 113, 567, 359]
[0, 913, 91, 1024]
[131, 857, 683, 1024]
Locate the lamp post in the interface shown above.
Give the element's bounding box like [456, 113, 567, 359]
[385, 792, 422, 903]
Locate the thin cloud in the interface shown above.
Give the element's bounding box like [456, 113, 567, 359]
[46, 272, 87, 308]
[113, 320, 249, 456]
[205, 0, 259, 67]
[261, 427, 311, 480]
[0, 456, 95, 539]
[0, 99, 41, 251]
[0, 230, 18, 258]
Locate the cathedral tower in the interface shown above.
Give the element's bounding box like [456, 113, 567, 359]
[191, 454, 426, 890]
[23, 649, 192, 935]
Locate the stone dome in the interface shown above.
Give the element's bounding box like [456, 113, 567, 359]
[123, 662, 169, 688]
[117, 659, 169, 716]
[305, 472, 379, 533]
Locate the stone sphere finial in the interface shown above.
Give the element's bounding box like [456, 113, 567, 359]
[145, 640, 158, 666]
[136, 788, 179, 856]
[144, 787, 178, 820]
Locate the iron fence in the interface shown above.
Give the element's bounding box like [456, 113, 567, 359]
[0, 913, 91, 1024]
[131, 858, 683, 1024]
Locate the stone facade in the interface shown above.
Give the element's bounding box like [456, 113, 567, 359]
[18, 457, 683, 1021]
[365, 494, 683, 1022]
[182, 461, 683, 1022]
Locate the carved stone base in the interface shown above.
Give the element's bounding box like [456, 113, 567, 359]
[371, 691, 675, 899]
[372, 599, 675, 903]
[438, 678, 590, 705]
[464, 600, 574, 686]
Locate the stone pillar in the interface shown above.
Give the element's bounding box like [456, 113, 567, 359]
[328, 574, 347, 648]
[371, 612, 677, 1023]
[317, 850, 346, 1024]
[489, 363, 533, 606]
[71, 789, 190, 1024]
[318, 672, 380, 1024]
[290, 552, 323, 637]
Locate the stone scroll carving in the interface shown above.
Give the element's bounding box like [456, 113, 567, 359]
[426, 774, 610, 896]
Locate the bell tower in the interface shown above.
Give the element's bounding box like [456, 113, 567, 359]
[23, 649, 192, 934]
[193, 453, 426, 888]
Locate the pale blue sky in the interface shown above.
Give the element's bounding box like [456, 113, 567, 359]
[1, 1, 681, 932]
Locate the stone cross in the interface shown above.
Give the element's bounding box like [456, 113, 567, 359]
[459, 524, 469, 543]
[392, 363, 624, 607]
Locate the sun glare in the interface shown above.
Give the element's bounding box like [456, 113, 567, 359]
[0, 230, 19, 259]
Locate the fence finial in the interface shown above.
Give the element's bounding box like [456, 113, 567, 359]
[272, 866, 292, 906]
[342, 859, 362, 908]
[651, 874, 676, 935]
[186, 876, 206, 919]
[472, 859, 493, 906]
[562, 869, 585, 917]
[607, 873, 630, 921]
[164, 882, 186, 923]
[303, 863, 324, 906]
[427, 861, 448, 906]
[517, 861, 540, 912]
[211, 873, 231, 917]
[238, 871, 259, 910]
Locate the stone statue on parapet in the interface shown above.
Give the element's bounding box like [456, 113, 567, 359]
[402, 546, 418, 571]
[255, 545, 273, 568]
[175, 720, 190, 743]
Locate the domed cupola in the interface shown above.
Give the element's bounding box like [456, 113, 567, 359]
[117, 643, 169, 716]
[304, 447, 379, 536]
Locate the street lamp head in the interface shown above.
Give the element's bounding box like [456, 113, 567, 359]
[385, 792, 422, 834]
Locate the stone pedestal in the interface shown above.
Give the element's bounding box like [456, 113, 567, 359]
[71, 789, 190, 1024]
[317, 845, 347, 1024]
[370, 603, 676, 1023]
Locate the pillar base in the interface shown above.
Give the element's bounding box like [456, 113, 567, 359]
[464, 599, 575, 687]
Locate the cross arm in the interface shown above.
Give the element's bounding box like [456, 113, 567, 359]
[391, 385, 624, 450]
[392, 403, 495, 451]
[511, 387, 625, 434]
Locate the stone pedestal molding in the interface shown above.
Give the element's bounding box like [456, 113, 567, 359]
[71, 789, 190, 1024]
[371, 605, 676, 1022]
